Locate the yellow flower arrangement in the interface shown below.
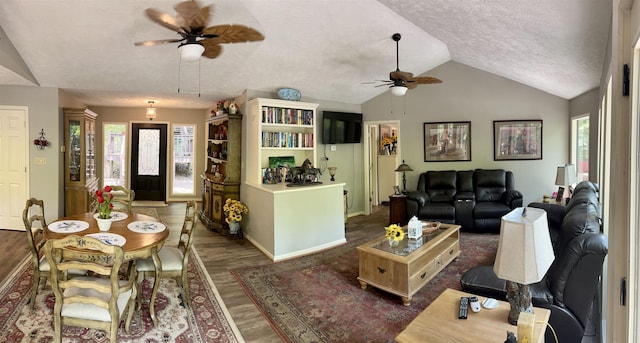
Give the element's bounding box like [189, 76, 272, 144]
[385, 224, 405, 242]
[380, 135, 397, 147]
[223, 198, 248, 224]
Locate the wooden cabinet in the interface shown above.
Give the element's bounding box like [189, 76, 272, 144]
[247, 98, 318, 184]
[64, 108, 99, 216]
[199, 113, 242, 234]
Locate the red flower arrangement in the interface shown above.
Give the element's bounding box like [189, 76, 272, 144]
[95, 186, 114, 219]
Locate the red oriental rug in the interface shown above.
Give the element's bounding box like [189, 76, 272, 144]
[232, 232, 498, 343]
[0, 248, 244, 342]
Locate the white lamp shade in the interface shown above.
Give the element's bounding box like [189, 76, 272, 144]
[555, 164, 577, 186]
[180, 43, 205, 62]
[493, 207, 555, 284]
[146, 107, 157, 120]
[390, 85, 408, 96]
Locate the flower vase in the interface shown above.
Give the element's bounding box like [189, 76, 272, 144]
[388, 239, 399, 247]
[229, 221, 241, 235]
[385, 145, 391, 155]
[96, 217, 112, 232]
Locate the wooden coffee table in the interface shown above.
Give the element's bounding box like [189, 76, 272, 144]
[357, 223, 460, 305]
[395, 288, 550, 343]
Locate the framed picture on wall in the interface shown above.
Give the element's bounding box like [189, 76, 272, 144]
[423, 121, 471, 162]
[493, 120, 543, 160]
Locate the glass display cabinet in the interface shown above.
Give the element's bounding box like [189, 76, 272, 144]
[200, 112, 243, 234]
[64, 108, 99, 215]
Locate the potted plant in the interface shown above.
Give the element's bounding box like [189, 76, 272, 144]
[95, 186, 114, 231]
[223, 198, 248, 234]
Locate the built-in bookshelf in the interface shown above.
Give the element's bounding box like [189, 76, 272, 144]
[247, 98, 319, 184]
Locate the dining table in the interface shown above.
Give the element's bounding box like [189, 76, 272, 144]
[44, 211, 169, 327]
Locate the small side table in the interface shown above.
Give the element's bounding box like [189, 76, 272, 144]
[389, 194, 407, 226]
[395, 288, 550, 343]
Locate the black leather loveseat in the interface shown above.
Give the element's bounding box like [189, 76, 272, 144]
[460, 181, 608, 342]
[405, 169, 523, 232]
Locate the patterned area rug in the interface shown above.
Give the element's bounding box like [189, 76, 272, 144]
[232, 232, 499, 343]
[0, 248, 244, 342]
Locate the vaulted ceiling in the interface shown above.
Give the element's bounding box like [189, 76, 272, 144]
[0, 0, 610, 109]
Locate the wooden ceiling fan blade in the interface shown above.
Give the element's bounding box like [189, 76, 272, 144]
[134, 38, 184, 47]
[145, 8, 187, 34]
[175, 1, 211, 30]
[200, 39, 223, 58]
[411, 76, 443, 84]
[390, 70, 413, 81]
[406, 81, 418, 90]
[202, 25, 265, 43]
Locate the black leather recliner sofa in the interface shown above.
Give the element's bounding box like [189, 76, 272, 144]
[405, 169, 523, 232]
[460, 181, 608, 343]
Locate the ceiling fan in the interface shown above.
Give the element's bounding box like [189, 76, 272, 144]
[367, 33, 442, 96]
[134, 0, 264, 62]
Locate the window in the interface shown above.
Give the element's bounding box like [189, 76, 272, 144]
[103, 123, 127, 187]
[571, 115, 589, 182]
[172, 125, 195, 194]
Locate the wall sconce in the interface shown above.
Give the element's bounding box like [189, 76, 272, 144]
[328, 167, 337, 181]
[146, 100, 157, 120]
[33, 129, 50, 150]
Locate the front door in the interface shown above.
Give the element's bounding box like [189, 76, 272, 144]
[130, 123, 167, 201]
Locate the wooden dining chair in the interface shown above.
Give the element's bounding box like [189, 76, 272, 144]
[23, 198, 49, 310]
[43, 235, 137, 343]
[108, 185, 135, 213]
[136, 201, 198, 308]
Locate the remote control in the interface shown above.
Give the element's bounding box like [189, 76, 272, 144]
[469, 296, 481, 313]
[459, 297, 468, 319]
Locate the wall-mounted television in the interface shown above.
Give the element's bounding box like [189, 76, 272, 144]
[322, 111, 363, 144]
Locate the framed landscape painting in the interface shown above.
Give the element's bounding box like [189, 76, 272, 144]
[493, 120, 542, 160]
[423, 121, 471, 162]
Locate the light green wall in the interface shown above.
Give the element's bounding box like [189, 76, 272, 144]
[0, 85, 61, 222]
[363, 61, 571, 205]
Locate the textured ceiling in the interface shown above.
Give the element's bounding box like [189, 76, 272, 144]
[0, 0, 609, 110]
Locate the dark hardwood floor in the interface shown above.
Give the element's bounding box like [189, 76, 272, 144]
[0, 202, 389, 343]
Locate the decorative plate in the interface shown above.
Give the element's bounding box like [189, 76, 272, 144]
[48, 220, 89, 233]
[85, 233, 126, 246]
[277, 88, 301, 101]
[93, 211, 128, 222]
[127, 221, 166, 233]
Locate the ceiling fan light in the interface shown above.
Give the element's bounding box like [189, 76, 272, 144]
[179, 43, 205, 62]
[390, 85, 408, 96]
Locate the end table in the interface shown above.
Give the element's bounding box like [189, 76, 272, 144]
[389, 194, 407, 226]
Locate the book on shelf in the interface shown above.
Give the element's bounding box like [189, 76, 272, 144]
[261, 106, 313, 125]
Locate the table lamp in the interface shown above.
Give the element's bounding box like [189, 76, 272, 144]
[493, 207, 555, 325]
[395, 160, 413, 193]
[555, 164, 577, 201]
[328, 167, 337, 181]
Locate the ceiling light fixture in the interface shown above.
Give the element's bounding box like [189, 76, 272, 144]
[390, 85, 408, 96]
[146, 100, 157, 120]
[179, 42, 205, 62]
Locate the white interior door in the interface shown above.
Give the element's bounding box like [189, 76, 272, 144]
[0, 106, 28, 230]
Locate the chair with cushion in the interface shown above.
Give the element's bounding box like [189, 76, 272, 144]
[23, 198, 50, 310]
[460, 181, 607, 342]
[136, 201, 198, 308]
[43, 235, 137, 343]
[108, 185, 135, 213]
